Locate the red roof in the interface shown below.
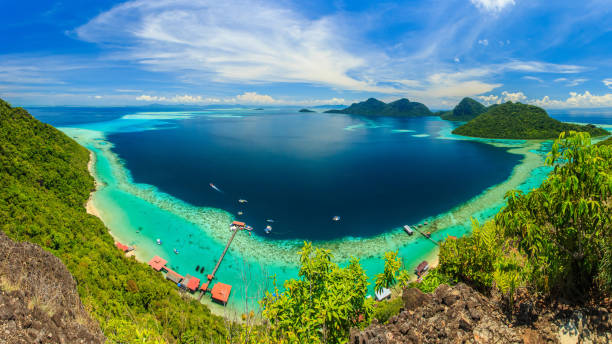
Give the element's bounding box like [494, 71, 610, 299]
[211, 282, 232, 304]
[187, 277, 200, 291]
[200, 282, 210, 292]
[447, 235, 457, 240]
[148, 256, 167, 271]
[207, 274, 213, 281]
[231, 221, 246, 227]
[115, 242, 129, 252]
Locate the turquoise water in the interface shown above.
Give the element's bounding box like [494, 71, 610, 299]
[52, 108, 559, 315]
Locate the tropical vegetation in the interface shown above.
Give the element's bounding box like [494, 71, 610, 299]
[453, 102, 609, 139]
[324, 98, 433, 117]
[0, 99, 227, 343]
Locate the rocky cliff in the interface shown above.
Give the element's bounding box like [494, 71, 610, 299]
[0, 231, 105, 344]
[350, 283, 611, 344]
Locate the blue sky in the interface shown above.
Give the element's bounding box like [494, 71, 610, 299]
[1, 0, 611, 108]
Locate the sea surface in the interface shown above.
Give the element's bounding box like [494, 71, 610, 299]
[27, 105, 611, 313]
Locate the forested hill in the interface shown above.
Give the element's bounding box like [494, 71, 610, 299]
[440, 97, 488, 121]
[0, 98, 227, 342]
[453, 102, 609, 139]
[324, 98, 433, 117]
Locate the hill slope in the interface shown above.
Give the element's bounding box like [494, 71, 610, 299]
[453, 102, 609, 139]
[441, 97, 488, 122]
[325, 98, 433, 117]
[0, 99, 227, 342]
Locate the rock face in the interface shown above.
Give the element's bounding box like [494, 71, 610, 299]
[0, 231, 105, 344]
[350, 283, 559, 344]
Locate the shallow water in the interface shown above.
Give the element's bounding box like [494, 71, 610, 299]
[26, 106, 572, 314]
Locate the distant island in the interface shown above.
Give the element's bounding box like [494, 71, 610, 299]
[253, 108, 264, 110]
[453, 102, 609, 139]
[440, 97, 488, 122]
[324, 98, 433, 117]
[298, 108, 315, 113]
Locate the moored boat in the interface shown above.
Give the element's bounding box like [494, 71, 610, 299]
[403, 225, 414, 235]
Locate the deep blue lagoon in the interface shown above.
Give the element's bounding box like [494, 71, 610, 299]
[99, 110, 520, 240]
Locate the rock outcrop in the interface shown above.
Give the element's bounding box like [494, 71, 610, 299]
[0, 231, 105, 344]
[350, 283, 560, 344]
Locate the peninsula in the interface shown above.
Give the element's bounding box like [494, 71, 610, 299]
[324, 98, 433, 117]
[452, 102, 609, 139]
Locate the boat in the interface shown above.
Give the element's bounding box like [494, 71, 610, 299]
[403, 225, 414, 235]
[332, 216, 341, 221]
[174, 248, 179, 254]
[245, 225, 253, 231]
[237, 211, 243, 215]
[265, 225, 272, 234]
[209, 183, 222, 192]
[266, 219, 274, 223]
[238, 199, 248, 203]
[424, 232, 431, 238]
[156, 238, 162, 245]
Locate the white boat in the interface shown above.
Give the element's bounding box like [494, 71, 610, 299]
[403, 225, 414, 235]
[238, 199, 248, 203]
[173, 248, 179, 254]
[156, 238, 162, 245]
[266, 219, 274, 223]
[265, 225, 272, 234]
[332, 216, 341, 221]
[237, 211, 243, 215]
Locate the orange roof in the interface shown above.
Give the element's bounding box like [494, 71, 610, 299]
[447, 235, 458, 240]
[232, 221, 246, 226]
[207, 274, 213, 281]
[148, 256, 167, 271]
[211, 282, 232, 304]
[187, 277, 200, 291]
[200, 282, 210, 292]
[115, 242, 129, 252]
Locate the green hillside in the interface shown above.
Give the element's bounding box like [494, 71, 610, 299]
[0, 99, 227, 343]
[441, 97, 487, 121]
[324, 98, 433, 117]
[453, 102, 609, 139]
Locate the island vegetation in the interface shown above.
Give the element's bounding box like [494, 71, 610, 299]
[324, 98, 433, 117]
[453, 102, 609, 139]
[440, 97, 488, 122]
[298, 108, 315, 113]
[0, 99, 227, 343]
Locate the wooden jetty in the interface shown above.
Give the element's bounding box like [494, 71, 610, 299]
[198, 221, 243, 300]
[413, 226, 439, 246]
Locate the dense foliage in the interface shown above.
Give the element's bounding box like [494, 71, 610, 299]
[419, 131, 611, 303]
[0, 99, 227, 343]
[259, 242, 373, 344]
[453, 102, 609, 139]
[441, 97, 488, 122]
[324, 98, 433, 117]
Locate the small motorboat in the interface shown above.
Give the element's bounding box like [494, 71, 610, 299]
[266, 219, 275, 223]
[210, 183, 222, 193]
[265, 225, 272, 234]
[403, 225, 414, 235]
[238, 199, 248, 203]
[245, 225, 253, 231]
[174, 248, 180, 254]
[156, 238, 162, 245]
[237, 211, 243, 215]
[332, 216, 341, 222]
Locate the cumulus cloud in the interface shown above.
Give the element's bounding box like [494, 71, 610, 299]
[477, 39, 489, 46]
[234, 92, 276, 104]
[478, 90, 612, 108]
[470, 0, 515, 12]
[603, 79, 612, 89]
[135, 92, 347, 105]
[501, 91, 527, 102]
[530, 91, 612, 108]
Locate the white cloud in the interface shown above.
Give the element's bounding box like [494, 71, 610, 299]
[603, 79, 612, 89]
[134, 92, 346, 105]
[501, 91, 527, 102]
[234, 92, 276, 104]
[94, 95, 103, 99]
[477, 39, 489, 46]
[553, 77, 588, 87]
[476, 94, 500, 105]
[454, 57, 460, 63]
[554, 78, 568, 82]
[76, 0, 401, 94]
[522, 76, 543, 83]
[470, 0, 515, 12]
[530, 91, 612, 108]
